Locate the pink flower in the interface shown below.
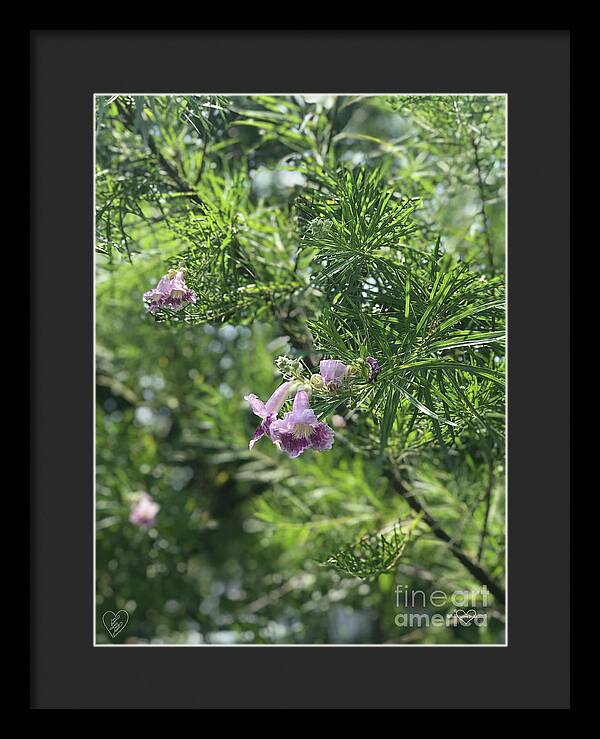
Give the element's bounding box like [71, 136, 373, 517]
[244, 381, 294, 450]
[319, 359, 348, 387]
[129, 493, 160, 527]
[269, 391, 334, 458]
[143, 269, 197, 314]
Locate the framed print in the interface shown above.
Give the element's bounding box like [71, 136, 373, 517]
[31, 30, 570, 709]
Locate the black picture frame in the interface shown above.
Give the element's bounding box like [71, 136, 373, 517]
[30, 30, 570, 709]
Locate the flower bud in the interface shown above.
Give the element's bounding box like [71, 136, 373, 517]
[310, 374, 325, 390]
[366, 356, 380, 381]
[331, 414, 347, 429]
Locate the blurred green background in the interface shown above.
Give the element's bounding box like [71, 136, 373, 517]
[96, 95, 505, 644]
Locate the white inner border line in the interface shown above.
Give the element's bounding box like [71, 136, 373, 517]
[93, 92, 508, 647]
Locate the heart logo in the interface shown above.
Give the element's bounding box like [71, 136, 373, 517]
[102, 610, 129, 638]
[455, 608, 477, 626]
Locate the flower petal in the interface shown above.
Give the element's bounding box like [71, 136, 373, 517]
[268, 412, 293, 435]
[292, 390, 310, 412]
[144, 270, 196, 312]
[319, 359, 348, 386]
[129, 493, 160, 527]
[288, 408, 318, 427]
[309, 422, 335, 451]
[156, 276, 172, 295]
[249, 417, 272, 449]
[272, 431, 311, 458]
[244, 394, 267, 418]
[264, 381, 294, 416]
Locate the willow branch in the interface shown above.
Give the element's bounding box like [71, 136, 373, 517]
[471, 134, 495, 274]
[478, 456, 495, 562]
[389, 466, 505, 605]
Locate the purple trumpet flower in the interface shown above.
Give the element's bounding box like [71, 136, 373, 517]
[244, 381, 294, 450]
[269, 391, 334, 458]
[143, 269, 197, 314]
[319, 359, 348, 387]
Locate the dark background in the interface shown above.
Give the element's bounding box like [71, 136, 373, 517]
[31, 30, 570, 709]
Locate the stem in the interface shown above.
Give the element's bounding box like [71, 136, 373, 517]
[478, 456, 494, 562]
[470, 134, 495, 274]
[115, 99, 194, 195]
[325, 96, 341, 159]
[267, 214, 505, 604]
[194, 134, 209, 186]
[390, 467, 505, 605]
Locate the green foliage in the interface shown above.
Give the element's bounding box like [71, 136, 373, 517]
[324, 522, 414, 580]
[382, 94, 505, 273]
[296, 166, 504, 453]
[96, 94, 506, 644]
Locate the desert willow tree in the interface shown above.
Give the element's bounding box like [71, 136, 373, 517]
[96, 95, 506, 607]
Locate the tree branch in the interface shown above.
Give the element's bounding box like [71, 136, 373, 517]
[389, 467, 505, 605]
[478, 456, 495, 562]
[471, 134, 495, 274]
[115, 99, 195, 195]
[325, 95, 341, 159]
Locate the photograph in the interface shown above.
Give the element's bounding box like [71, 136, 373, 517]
[95, 93, 507, 646]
